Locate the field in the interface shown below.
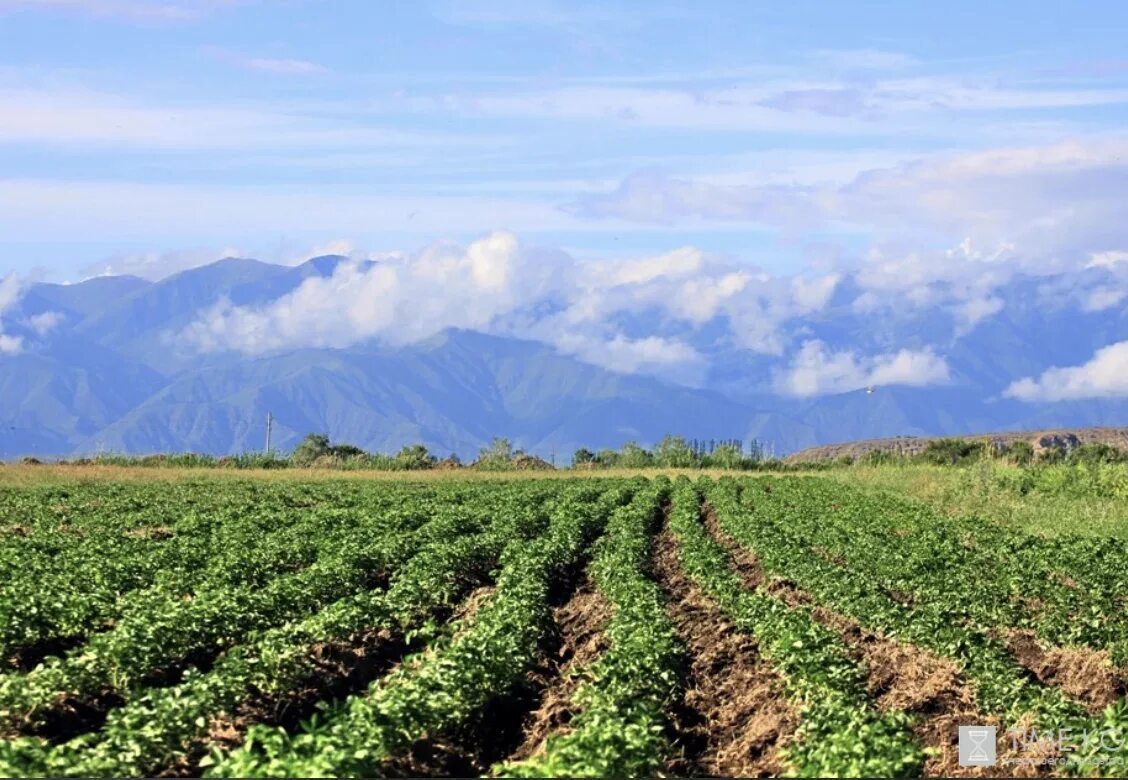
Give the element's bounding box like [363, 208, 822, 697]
[1, 470, 1127, 777]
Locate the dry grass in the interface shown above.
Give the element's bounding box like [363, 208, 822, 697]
[0, 463, 752, 487]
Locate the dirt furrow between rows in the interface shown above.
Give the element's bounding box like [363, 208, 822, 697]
[384, 561, 604, 777]
[652, 520, 797, 778]
[701, 502, 1054, 778]
[500, 580, 612, 764]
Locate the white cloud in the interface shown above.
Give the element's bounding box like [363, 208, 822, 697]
[0, 272, 20, 312]
[181, 232, 545, 353]
[1087, 250, 1128, 269]
[602, 246, 704, 286]
[0, 334, 22, 354]
[1084, 287, 1127, 312]
[954, 295, 1005, 335]
[0, 272, 24, 355]
[570, 137, 1128, 334]
[775, 339, 950, 397]
[0, 87, 453, 150]
[1005, 341, 1128, 401]
[552, 332, 706, 383]
[28, 310, 63, 336]
[173, 232, 830, 383]
[573, 139, 1128, 264]
[791, 273, 840, 310]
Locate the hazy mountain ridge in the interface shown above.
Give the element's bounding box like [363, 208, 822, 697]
[2, 256, 1127, 460]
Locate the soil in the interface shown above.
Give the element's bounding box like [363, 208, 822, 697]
[652, 523, 797, 778]
[389, 566, 609, 777]
[699, 500, 1054, 777]
[1005, 629, 1124, 713]
[502, 583, 613, 762]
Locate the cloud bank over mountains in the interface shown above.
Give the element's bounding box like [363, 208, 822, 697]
[2, 222, 1128, 459]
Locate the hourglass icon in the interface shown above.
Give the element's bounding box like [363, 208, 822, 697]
[959, 725, 997, 766]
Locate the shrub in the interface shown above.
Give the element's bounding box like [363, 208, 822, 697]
[617, 442, 654, 469]
[474, 438, 516, 471]
[394, 444, 436, 470]
[291, 433, 332, 466]
[653, 435, 696, 468]
[918, 438, 985, 466]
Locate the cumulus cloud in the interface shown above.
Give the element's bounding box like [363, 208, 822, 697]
[1087, 250, 1128, 269]
[1005, 341, 1128, 401]
[0, 272, 24, 355]
[775, 339, 950, 397]
[572, 139, 1128, 267]
[569, 137, 1128, 336]
[1084, 287, 1127, 312]
[182, 232, 555, 353]
[176, 233, 840, 383]
[28, 310, 63, 336]
[954, 295, 1005, 335]
[552, 332, 706, 384]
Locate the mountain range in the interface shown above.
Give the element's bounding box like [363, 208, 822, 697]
[2, 254, 1126, 460]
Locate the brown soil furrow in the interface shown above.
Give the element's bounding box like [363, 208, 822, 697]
[652, 522, 797, 778]
[5, 634, 87, 673]
[1005, 629, 1125, 714]
[165, 583, 504, 777]
[165, 623, 411, 777]
[389, 562, 603, 777]
[502, 581, 612, 763]
[700, 501, 1054, 777]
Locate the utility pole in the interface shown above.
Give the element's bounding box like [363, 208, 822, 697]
[265, 412, 273, 455]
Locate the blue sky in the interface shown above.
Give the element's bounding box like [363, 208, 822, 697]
[1, 0, 1127, 282]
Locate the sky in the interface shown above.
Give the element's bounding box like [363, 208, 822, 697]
[2, 0, 1128, 401]
[1, 0, 1127, 282]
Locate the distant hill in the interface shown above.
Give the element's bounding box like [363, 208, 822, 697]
[784, 427, 1128, 464]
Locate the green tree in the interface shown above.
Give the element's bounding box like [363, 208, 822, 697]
[654, 435, 696, 468]
[330, 442, 366, 460]
[291, 433, 332, 466]
[476, 437, 515, 470]
[919, 438, 984, 466]
[594, 448, 619, 467]
[395, 444, 436, 470]
[572, 448, 596, 466]
[617, 441, 654, 468]
[704, 442, 743, 469]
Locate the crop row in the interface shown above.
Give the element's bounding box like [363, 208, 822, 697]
[0, 480, 573, 777]
[667, 478, 923, 777]
[498, 478, 679, 777]
[0, 483, 566, 734]
[752, 476, 1128, 661]
[0, 483, 448, 661]
[205, 483, 630, 777]
[710, 477, 1128, 775]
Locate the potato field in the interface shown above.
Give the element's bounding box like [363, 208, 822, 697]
[1, 474, 1127, 777]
